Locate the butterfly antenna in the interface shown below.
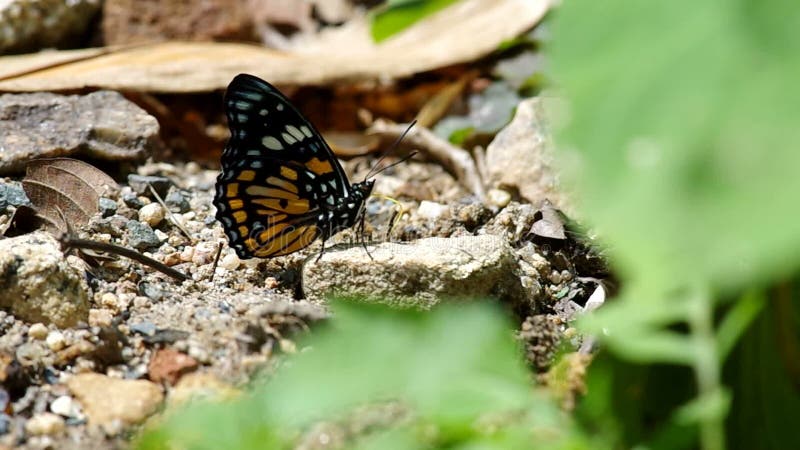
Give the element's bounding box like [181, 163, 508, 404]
[364, 120, 417, 181]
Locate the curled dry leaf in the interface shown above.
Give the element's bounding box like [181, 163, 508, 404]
[530, 199, 567, 240]
[5, 158, 119, 236]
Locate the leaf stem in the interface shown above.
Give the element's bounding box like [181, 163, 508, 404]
[688, 283, 725, 450]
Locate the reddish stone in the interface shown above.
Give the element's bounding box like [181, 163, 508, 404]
[147, 348, 199, 385]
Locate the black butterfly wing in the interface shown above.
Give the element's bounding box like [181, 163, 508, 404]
[215, 74, 357, 258]
[222, 74, 351, 197]
[215, 155, 326, 258]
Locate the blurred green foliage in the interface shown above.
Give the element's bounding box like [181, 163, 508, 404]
[136, 302, 592, 450]
[370, 0, 460, 42]
[550, 0, 800, 449]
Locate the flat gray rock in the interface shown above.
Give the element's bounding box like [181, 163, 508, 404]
[303, 235, 525, 308]
[0, 231, 89, 327]
[0, 90, 159, 175]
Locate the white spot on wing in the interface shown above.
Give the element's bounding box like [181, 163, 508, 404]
[236, 101, 252, 110]
[237, 113, 248, 123]
[276, 103, 285, 111]
[286, 125, 305, 141]
[300, 126, 313, 137]
[259, 109, 268, 116]
[282, 132, 297, 145]
[262, 136, 284, 150]
[241, 92, 263, 101]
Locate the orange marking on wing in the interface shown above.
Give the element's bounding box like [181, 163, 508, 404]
[306, 157, 334, 175]
[256, 222, 289, 243]
[226, 183, 239, 197]
[233, 210, 248, 223]
[280, 166, 298, 180]
[228, 199, 244, 210]
[267, 176, 298, 193]
[252, 198, 310, 214]
[273, 226, 319, 256]
[238, 225, 249, 237]
[237, 170, 256, 181]
[245, 185, 298, 200]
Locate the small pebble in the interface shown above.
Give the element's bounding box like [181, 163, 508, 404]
[121, 191, 144, 209]
[25, 412, 65, 435]
[139, 282, 164, 302]
[487, 188, 512, 208]
[154, 229, 169, 241]
[98, 197, 118, 217]
[417, 200, 448, 220]
[163, 252, 181, 266]
[50, 396, 78, 418]
[165, 190, 191, 213]
[28, 323, 48, 340]
[126, 220, 161, 251]
[132, 296, 151, 309]
[99, 292, 120, 309]
[88, 309, 113, 328]
[179, 246, 195, 262]
[139, 203, 165, 227]
[46, 331, 66, 351]
[191, 242, 218, 266]
[219, 253, 240, 271]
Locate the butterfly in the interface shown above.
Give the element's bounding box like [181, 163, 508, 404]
[213, 73, 375, 259]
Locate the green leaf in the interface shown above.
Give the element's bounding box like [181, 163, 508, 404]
[137, 300, 590, 449]
[549, 0, 800, 296]
[371, 0, 462, 43]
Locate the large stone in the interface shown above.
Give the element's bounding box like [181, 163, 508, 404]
[303, 235, 525, 308]
[485, 96, 570, 211]
[0, 91, 159, 175]
[0, 232, 89, 327]
[67, 373, 163, 428]
[0, 0, 101, 54]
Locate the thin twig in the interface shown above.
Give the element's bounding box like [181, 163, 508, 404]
[61, 235, 189, 281]
[368, 119, 486, 200]
[147, 184, 194, 243]
[208, 241, 223, 282]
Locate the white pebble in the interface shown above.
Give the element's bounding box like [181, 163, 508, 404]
[219, 253, 240, 270]
[487, 188, 512, 208]
[28, 323, 48, 340]
[192, 241, 218, 266]
[25, 413, 65, 435]
[45, 331, 66, 351]
[99, 292, 120, 309]
[89, 309, 114, 327]
[50, 396, 78, 418]
[139, 203, 165, 227]
[417, 201, 448, 220]
[179, 246, 195, 262]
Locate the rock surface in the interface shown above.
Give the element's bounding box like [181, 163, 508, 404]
[485, 97, 570, 211]
[0, 232, 89, 327]
[67, 373, 163, 429]
[0, 0, 101, 54]
[0, 91, 159, 175]
[303, 235, 525, 308]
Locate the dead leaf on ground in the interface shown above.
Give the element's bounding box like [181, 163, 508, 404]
[4, 158, 119, 236]
[0, 0, 550, 93]
[530, 199, 567, 240]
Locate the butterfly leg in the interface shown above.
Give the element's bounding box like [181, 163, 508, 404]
[357, 212, 374, 261]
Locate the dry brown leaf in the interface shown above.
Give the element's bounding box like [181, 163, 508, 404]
[0, 0, 549, 93]
[6, 158, 120, 235]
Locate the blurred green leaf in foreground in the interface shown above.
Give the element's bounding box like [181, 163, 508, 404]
[136, 301, 593, 450]
[549, 0, 800, 449]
